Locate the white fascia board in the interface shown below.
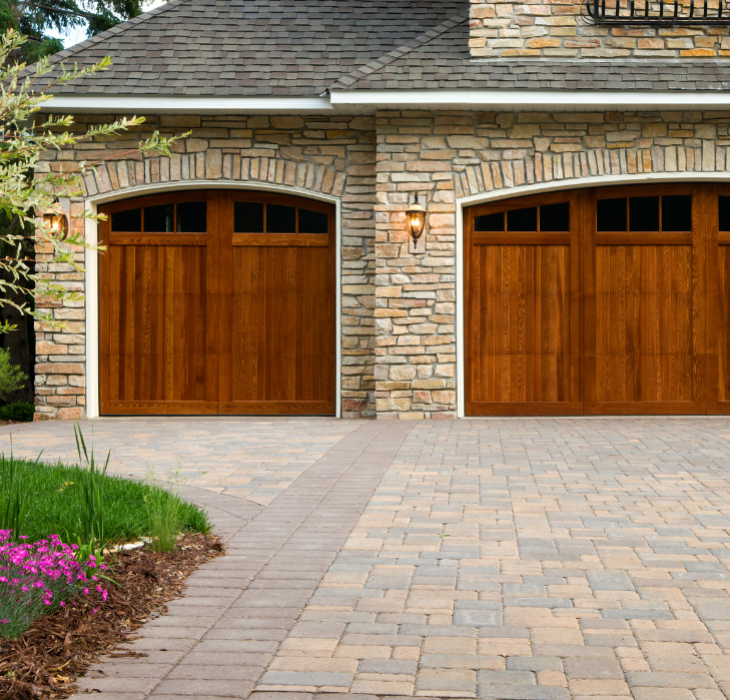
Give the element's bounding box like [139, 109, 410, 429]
[329, 89, 730, 110]
[46, 90, 730, 113]
[43, 95, 333, 112]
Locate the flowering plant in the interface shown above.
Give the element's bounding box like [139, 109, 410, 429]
[0, 530, 106, 639]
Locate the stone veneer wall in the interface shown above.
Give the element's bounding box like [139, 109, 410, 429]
[469, 0, 730, 57]
[36, 108, 730, 419]
[34, 113, 377, 420]
[374, 109, 730, 418]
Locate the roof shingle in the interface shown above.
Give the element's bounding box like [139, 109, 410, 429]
[49, 0, 463, 95]
[45, 0, 730, 96]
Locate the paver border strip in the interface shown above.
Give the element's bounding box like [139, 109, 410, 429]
[72, 421, 414, 699]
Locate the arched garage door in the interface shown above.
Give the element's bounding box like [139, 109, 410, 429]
[99, 190, 336, 415]
[465, 183, 730, 416]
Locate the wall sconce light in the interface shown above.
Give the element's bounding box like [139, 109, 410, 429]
[42, 197, 70, 239]
[405, 195, 427, 242]
[43, 211, 69, 238]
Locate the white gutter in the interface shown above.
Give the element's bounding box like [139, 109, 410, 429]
[329, 89, 730, 110]
[44, 90, 730, 113]
[44, 95, 333, 112]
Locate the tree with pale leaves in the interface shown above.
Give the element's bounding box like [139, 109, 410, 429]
[0, 28, 186, 334]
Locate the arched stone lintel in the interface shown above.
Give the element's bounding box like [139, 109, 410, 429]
[454, 145, 730, 200]
[82, 154, 347, 200]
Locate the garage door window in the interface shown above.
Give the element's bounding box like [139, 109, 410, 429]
[596, 194, 692, 232]
[110, 201, 207, 233]
[474, 202, 570, 232]
[233, 201, 329, 234]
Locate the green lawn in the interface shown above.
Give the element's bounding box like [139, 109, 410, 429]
[10, 457, 210, 542]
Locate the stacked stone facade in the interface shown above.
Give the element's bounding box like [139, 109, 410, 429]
[34, 113, 377, 420]
[469, 0, 730, 57]
[374, 109, 730, 417]
[35, 108, 730, 419]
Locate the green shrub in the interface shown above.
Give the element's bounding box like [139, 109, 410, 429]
[0, 402, 34, 422]
[0, 348, 26, 402]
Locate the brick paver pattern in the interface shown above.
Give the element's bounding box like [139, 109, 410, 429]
[6, 417, 730, 700]
[258, 418, 730, 700]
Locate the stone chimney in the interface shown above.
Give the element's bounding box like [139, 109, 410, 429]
[468, 0, 730, 58]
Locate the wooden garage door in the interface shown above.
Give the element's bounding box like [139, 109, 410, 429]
[218, 193, 336, 415]
[465, 192, 583, 415]
[99, 191, 335, 415]
[584, 185, 705, 414]
[465, 184, 712, 416]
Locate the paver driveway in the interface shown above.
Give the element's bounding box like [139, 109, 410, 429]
[6, 417, 730, 700]
[2, 417, 358, 505]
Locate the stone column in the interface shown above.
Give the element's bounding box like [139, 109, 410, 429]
[373, 111, 463, 419]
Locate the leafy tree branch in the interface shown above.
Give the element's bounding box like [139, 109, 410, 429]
[0, 28, 189, 333]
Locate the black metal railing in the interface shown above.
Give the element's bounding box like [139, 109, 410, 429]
[585, 0, 729, 24]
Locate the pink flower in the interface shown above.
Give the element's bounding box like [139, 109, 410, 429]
[0, 534, 106, 637]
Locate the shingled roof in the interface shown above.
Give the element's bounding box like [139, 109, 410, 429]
[49, 0, 465, 95]
[46, 0, 730, 96]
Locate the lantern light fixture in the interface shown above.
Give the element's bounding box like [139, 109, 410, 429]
[405, 195, 426, 242]
[43, 205, 69, 239]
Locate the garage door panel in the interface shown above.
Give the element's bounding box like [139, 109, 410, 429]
[226, 244, 334, 408]
[592, 244, 693, 403]
[471, 244, 570, 403]
[586, 186, 705, 413]
[716, 246, 730, 402]
[126, 245, 163, 403]
[218, 192, 336, 416]
[465, 192, 581, 415]
[166, 245, 209, 402]
[101, 242, 213, 410]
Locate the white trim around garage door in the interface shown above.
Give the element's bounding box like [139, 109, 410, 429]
[454, 170, 730, 418]
[84, 180, 343, 419]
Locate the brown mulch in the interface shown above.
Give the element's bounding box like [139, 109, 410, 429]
[0, 532, 223, 700]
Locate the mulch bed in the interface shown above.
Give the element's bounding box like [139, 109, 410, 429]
[0, 532, 223, 700]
